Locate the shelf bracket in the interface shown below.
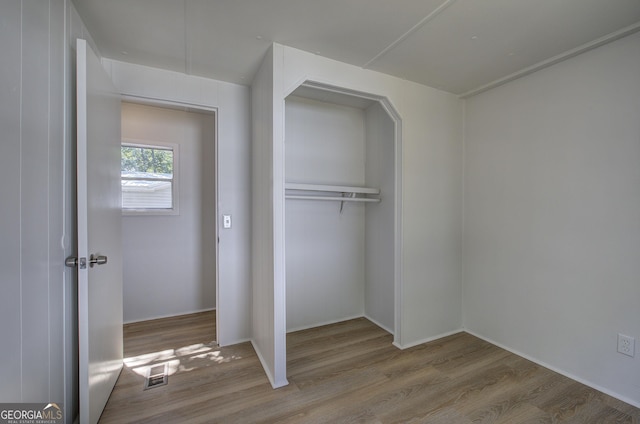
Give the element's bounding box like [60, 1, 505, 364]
[339, 192, 357, 213]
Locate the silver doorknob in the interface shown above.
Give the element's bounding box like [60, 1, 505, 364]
[65, 256, 87, 269]
[89, 254, 108, 267]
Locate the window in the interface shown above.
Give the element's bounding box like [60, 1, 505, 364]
[121, 141, 178, 215]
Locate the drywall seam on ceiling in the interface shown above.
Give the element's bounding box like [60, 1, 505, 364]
[362, 0, 458, 70]
[459, 20, 640, 99]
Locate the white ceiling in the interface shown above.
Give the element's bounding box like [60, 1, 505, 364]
[73, 0, 640, 96]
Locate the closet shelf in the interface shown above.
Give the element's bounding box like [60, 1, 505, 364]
[285, 195, 380, 203]
[285, 182, 381, 203]
[285, 183, 379, 195]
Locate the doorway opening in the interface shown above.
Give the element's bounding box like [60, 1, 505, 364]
[120, 100, 218, 361]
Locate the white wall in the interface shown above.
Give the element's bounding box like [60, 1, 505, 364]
[251, 44, 288, 388]
[285, 97, 365, 331]
[279, 45, 464, 348]
[464, 31, 640, 406]
[364, 102, 396, 332]
[285, 96, 366, 331]
[103, 59, 252, 346]
[0, 0, 63, 404]
[284, 96, 396, 333]
[121, 102, 216, 323]
[252, 43, 461, 385]
[0, 1, 95, 421]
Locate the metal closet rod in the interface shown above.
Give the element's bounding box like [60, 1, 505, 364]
[284, 182, 381, 203]
[284, 182, 380, 195]
[285, 195, 380, 203]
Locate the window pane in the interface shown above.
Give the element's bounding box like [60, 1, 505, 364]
[121, 146, 173, 175]
[121, 145, 174, 210]
[122, 180, 173, 209]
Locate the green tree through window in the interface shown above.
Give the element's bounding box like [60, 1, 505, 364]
[121, 145, 173, 175]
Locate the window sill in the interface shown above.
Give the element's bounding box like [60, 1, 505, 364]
[122, 208, 179, 217]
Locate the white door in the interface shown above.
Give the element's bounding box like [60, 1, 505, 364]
[76, 39, 123, 424]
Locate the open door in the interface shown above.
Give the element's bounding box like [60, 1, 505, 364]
[76, 39, 123, 424]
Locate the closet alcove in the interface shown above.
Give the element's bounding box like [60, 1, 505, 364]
[284, 83, 399, 336]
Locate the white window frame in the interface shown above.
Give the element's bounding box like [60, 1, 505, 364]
[121, 139, 180, 216]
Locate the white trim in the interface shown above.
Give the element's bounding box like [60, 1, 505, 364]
[122, 308, 216, 325]
[120, 94, 218, 114]
[118, 95, 221, 347]
[287, 315, 396, 344]
[393, 328, 464, 350]
[460, 100, 467, 328]
[283, 78, 405, 351]
[392, 102, 403, 348]
[362, 0, 458, 69]
[273, 44, 289, 390]
[220, 337, 252, 347]
[364, 314, 394, 335]
[76, 39, 89, 424]
[286, 314, 365, 334]
[298, 80, 392, 104]
[460, 21, 640, 98]
[120, 139, 180, 216]
[251, 340, 289, 389]
[465, 329, 640, 409]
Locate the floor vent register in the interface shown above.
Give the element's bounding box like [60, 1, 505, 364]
[143, 363, 169, 390]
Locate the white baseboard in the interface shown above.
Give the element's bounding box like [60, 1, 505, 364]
[250, 339, 289, 389]
[363, 314, 394, 335]
[217, 337, 251, 348]
[393, 328, 465, 350]
[123, 307, 216, 325]
[464, 329, 640, 409]
[286, 314, 365, 333]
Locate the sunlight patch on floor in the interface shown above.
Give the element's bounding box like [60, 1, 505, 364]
[124, 342, 243, 377]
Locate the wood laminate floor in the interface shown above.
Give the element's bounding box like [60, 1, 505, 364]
[99, 312, 639, 423]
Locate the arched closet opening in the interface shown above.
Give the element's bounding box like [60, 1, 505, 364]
[283, 82, 401, 340]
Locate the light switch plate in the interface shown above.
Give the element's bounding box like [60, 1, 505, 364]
[223, 214, 232, 229]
